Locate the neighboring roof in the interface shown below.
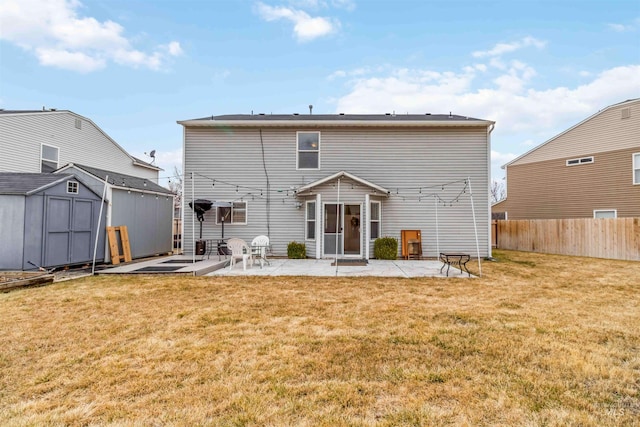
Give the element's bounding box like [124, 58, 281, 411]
[178, 113, 495, 128]
[295, 171, 390, 195]
[57, 163, 174, 195]
[0, 109, 161, 172]
[502, 98, 640, 169]
[0, 172, 73, 195]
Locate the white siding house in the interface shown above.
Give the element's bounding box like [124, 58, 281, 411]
[0, 109, 159, 179]
[179, 113, 495, 260]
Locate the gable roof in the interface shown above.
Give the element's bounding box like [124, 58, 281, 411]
[178, 113, 494, 128]
[295, 171, 390, 195]
[0, 109, 161, 172]
[0, 172, 74, 195]
[502, 98, 640, 169]
[56, 163, 174, 195]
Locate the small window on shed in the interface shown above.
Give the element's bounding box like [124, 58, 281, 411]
[67, 181, 79, 194]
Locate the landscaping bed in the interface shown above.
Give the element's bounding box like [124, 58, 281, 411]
[0, 272, 54, 292]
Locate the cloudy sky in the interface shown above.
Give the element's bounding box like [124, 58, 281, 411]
[1, 0, 639, 184]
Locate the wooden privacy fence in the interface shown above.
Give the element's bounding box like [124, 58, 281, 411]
[495, 218, 640, 261]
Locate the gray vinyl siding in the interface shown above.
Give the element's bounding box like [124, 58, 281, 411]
[183, 126, 490, 258]
[0, 112, 157, 180]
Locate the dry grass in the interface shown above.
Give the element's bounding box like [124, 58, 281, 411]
[1, 250, 639, 426]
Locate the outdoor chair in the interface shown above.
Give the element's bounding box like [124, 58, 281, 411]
[226, 238, 252, 270]
[250, 235, 270, 268]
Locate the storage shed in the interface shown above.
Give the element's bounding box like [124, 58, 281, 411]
[0, 173, 106, 271]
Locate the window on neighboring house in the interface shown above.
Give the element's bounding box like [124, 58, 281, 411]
[634, 153, 640, 185]
[566, 156, 594, 166]
[306, 201, 316, 240]
[41, 144, 59, 172]
[594, 210, 616, 219]
[67, 181, 79, 194]
[370, 201, 381, 239]
[297, 131, 320, 169]
[216, 202, 247, 225]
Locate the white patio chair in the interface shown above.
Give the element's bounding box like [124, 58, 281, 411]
[250, 235, 270, 268]
[226, 238, 252, 270]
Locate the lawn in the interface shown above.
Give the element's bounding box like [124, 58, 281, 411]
[1, 250, 638, 426]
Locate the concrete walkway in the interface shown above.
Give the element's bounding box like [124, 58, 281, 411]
[207, 258, 474, 278]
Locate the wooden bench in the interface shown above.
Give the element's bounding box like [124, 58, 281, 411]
[439, 253, 471, 277]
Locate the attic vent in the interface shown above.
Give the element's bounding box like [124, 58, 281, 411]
[75, 118, 82, 129]
[621, 108, 631, 119]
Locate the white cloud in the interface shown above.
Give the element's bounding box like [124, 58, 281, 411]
[255, 2, 339, 41]
[0, 0, 182, 73]
[472, 36, 546, 58]
[607, 18, 639, 32]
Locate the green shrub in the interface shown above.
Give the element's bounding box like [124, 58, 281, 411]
[374, 237, 398, 260]
[287, 241, 307, 259]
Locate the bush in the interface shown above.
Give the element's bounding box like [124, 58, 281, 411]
[287, 241, 307, 259]
[374, 237, 398, 260]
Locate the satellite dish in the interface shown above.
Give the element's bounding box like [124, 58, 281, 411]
[149, 150, 156, 159]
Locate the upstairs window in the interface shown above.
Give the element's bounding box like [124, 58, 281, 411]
[634, 153, 640, 185]
[216, 202, 247, 225]
[41, 144, 59, 172]
[297, 132, 320, 169]
[566, 156, 594, 166]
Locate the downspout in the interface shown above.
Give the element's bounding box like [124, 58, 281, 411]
[487, 123, 495, 258]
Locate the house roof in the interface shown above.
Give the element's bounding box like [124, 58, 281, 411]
[0, 109, 161, 172]
[295, 171, 390, 195]
[178, 113, 495, 128]
[0, 172, 74, 195]
[502, 98, 640, 169]
[56, 163, 174, 195]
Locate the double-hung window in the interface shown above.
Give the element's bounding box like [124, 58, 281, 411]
[634, 153, 640, 185]
[216, 202, 247, 225]
[370, 201, 381, 239]
[306, 201, 316, 240]
[297, 132, 320, 169]
[41, 144, 59, 172]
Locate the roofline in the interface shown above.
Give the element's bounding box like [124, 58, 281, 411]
[295, 170, 390, 195]
[24, 174, 74, 196]
[502, 98, 640, 169]
[177, 118, 495, 128]
[1, 110, 161, 172]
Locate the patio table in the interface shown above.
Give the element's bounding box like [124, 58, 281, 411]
[439, 252, 471, 277]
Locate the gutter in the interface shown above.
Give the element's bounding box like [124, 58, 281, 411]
[177, 119, 495, 128]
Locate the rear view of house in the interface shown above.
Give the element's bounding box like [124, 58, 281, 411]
[493, 98, 640, 219]
[179, 112, 495, 259]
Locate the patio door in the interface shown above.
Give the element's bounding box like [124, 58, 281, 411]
[323, 204, 361, 257]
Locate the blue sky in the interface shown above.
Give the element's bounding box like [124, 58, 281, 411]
[1, 0, 639, 184]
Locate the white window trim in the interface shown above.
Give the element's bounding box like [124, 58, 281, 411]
[66, 181, 79, 194]
[566, 156, 594, 166]
[305, 200, 316, 241]
[633, 152, 640, 185]
[370, 200, 381, 240]
[296, 131, 321, 170]
[594, 209, 617, 219]
[215, 202, 248, 225]
[41, 143, 59, 172]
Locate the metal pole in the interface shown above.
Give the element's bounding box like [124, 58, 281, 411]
[191, 172, 195, 264]
[92, 175, 108, 275]
[467, 177, 482, 277]
[335, 178, 341, 276]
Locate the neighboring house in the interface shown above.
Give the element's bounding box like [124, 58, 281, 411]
[0, 173, 106, 271]
[0, 109, 159, 179]
[178, 113, 495, 259]
[493, 98, 640, 220]
[55, 163, 174, 261]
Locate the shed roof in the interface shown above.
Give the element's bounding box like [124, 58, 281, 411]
[0, 172, 74, 195]
[58, 163, 174, 195]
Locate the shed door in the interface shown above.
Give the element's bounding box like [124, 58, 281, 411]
[44, 197, 96, 267]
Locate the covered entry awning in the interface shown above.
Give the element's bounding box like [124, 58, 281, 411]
[294, 171, 390, 197]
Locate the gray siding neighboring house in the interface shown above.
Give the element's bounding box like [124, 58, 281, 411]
[0, 173, 106, 271]
[55, 164, 174, 261]
[493, 98, 640, 220]
[179, 113, 495, 259]
[0, 109, 159, 180]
